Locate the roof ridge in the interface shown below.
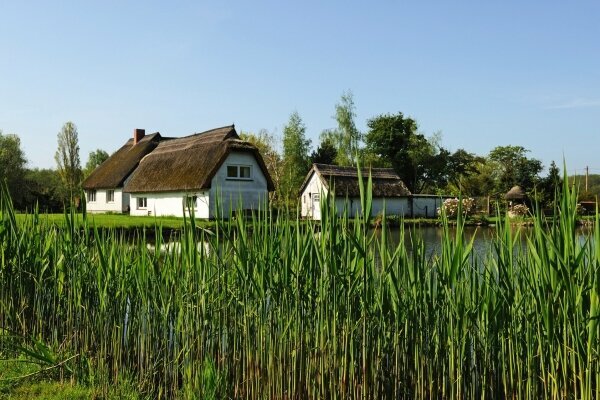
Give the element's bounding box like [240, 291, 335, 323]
[187, 124, 235, 137]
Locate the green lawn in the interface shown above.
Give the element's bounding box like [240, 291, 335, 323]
[14, 213, 214, 230]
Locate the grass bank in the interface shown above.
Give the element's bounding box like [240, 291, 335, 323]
[14, 213, 214, 230]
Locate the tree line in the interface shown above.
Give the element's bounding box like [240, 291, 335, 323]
[0, 122, 107, 211]
[0, 92, 589, 212]
[244, 91, 569, 209]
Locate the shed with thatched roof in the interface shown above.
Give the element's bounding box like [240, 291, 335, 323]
[83, 125, 274, 218]
[299, 164, 413, 220]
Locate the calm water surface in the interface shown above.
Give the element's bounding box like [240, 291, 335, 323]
[384, 225, 594, 260]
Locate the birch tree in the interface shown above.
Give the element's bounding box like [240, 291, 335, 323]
[55, 121, 82, 202]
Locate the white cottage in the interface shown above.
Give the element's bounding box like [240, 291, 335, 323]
[82, 129, 160, 213]
[83, 125, 274, 218]
[299, 164, 412, 220]
[123, 125, 274, 218]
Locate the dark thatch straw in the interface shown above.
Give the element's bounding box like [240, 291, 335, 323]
[124, 126, 274, 193]
[505, 185, 526, 200]
[82, 133, 163, 190]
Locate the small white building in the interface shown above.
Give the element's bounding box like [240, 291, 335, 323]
[83, 125, 274, 218]
[299, 164, 450, 220]
[299, 164, 412, 220]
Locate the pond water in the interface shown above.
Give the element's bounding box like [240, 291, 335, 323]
[387, 225, 595, 261]
[144, 224, 595, 262]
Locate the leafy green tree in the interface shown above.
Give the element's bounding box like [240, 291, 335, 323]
[83, 149, 109, 178]
[458, 159, 496, 197]
[310, 137, 337, 165]
[323, 91, 361, 166]
[487, 145, 542, 195]
[240, 129, 283, 203]
[22, 168, 63, 212]
[365, 112, 452, 193]
[574, 173, 600, 201]
[537, 161, 562, 208]
[55, 121, 82, 202]
[445, 149, 485, 194]
[281, 112, 311, 201]
[0, 130, 27, 208]
[365, 112, 418, 191]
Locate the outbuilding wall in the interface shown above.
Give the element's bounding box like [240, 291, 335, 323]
[333, 197, 410, 218]
[409, 196, 449, 218]
[302, 194, 450, 220]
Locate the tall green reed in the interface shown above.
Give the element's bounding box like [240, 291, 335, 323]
[0, 173, 598, 399]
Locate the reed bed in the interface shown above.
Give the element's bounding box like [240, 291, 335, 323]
[0, 176, 598, 399]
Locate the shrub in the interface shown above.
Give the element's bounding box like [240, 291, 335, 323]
[437, 197, 475, 218]
[510, 203, 529, 217]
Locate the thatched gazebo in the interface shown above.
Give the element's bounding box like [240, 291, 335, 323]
[505, 185, 526, 202]
[505, 185, 527, 216]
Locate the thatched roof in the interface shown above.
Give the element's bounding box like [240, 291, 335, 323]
[124, 125, 274, 193]
[505, 185, 526, 200]
[82, 133, 162, 189]
[300, 164, 411, 197]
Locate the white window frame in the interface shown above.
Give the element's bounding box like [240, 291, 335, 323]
[88, 190, 96, 202]
[137, 197, 147, 209]
[226, 164, 253, 181]
[183, 194, 198, 210]
[106, 189, 115, 203]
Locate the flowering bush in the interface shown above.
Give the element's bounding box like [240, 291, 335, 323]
[437, 197, 475, 218]
[510, 203, 529, 217]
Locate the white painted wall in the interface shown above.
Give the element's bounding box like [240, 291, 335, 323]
[130, 191, 210, 218]
[300, 172, 328, 219]
[209, 152, 269, 218]
[85, 189, 128, 214]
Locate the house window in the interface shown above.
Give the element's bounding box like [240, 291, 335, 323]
[88, 190, 96, 202]
[226, 165, 252, 180]
[106, 190, 115, 203]
[137, 197, 147, 209]
[184, 195, 197, 209]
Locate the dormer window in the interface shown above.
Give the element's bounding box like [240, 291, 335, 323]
[226, 165, 252, 180]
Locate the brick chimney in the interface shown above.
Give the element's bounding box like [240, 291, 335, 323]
[133, 128, 145, 145]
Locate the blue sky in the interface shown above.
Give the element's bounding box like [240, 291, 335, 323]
[1, 1, 599, 175]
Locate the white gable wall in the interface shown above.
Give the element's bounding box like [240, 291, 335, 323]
[300, 172, 328, 219]
[209, 152, 269, 217]
[85, 189, 128, 213]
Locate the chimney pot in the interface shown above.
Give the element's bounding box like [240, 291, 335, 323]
[134, 128, 145, 145]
